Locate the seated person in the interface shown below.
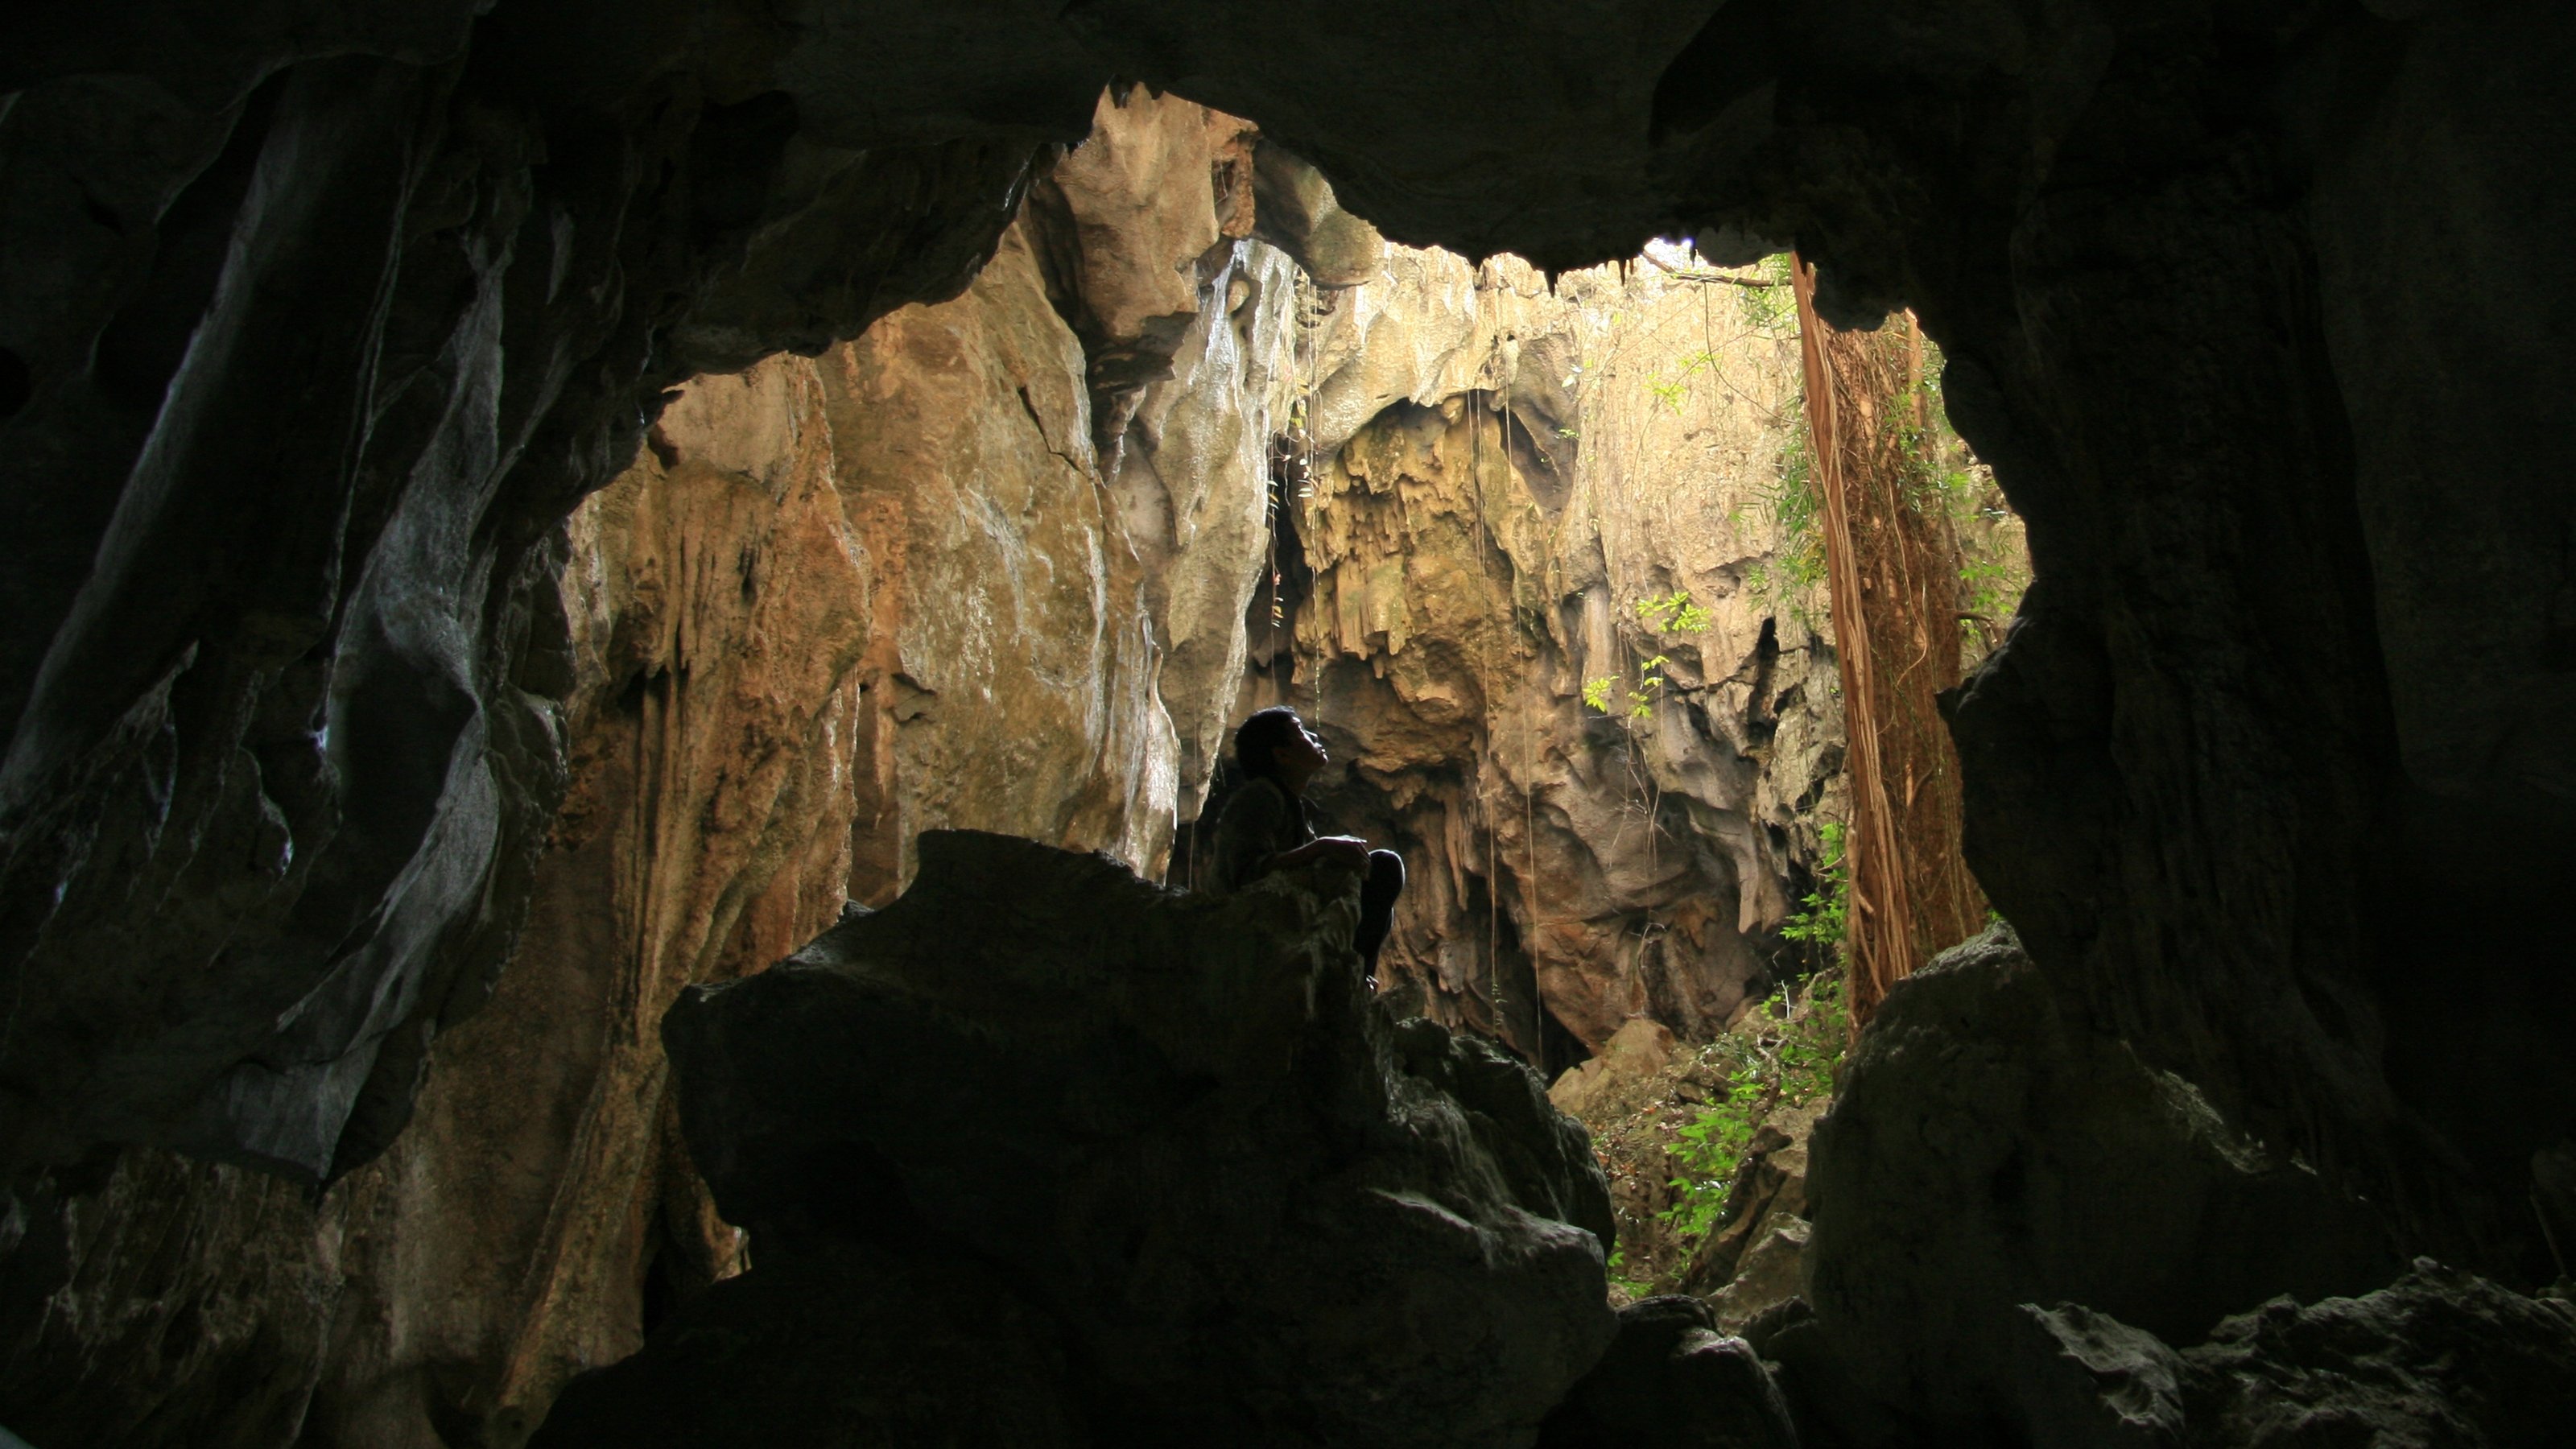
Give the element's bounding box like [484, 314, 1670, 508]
[1209, 706, 1406, 980]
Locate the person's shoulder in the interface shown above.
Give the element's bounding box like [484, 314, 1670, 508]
[1222, 777, 1290, 818]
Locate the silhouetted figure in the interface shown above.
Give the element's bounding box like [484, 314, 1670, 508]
[1209, 706, 1405, 981]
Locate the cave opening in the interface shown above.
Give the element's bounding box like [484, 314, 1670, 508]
[2, 5, 2572, 1446]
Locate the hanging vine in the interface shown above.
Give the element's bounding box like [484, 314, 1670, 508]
[1789, 255, 1988, 1025]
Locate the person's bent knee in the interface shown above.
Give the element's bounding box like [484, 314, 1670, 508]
[1365, 849, 1405, 897]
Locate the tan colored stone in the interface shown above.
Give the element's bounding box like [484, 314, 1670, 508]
[1046, 88, 1253, 353]
[1548, 1015, 1679, 1117]
[304, 349, 870, 1441]
[1272, 247, 1846, 1055]
[828, 220, 1180, 893]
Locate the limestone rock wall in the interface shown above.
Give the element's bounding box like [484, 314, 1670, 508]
[0, 92, 1296, 1447]
[1250, 250, 1846, 1064]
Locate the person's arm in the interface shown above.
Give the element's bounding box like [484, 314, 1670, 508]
[1265, 836, 1370, 873]
[1215, 784, 1367, 890]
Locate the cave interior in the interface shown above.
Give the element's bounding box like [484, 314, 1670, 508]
[2, 0, 2574, 1444]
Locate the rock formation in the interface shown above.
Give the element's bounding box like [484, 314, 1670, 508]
[1779, 926, 2401, 1439]
[5, 1, 2574, 1444]
[0, 88, 1299, 1445]
[1538, 1295, 1798, 1449]
[532, 830, 1623, 1448]
[1242, 246, 1848, 1068]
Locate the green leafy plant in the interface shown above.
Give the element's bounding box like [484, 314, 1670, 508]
[1629, 655, 1672, 718]
[1637, 590, 1713, 635]
[1736, 252, 1798, 333]
[1654, 974, 1850, 1252]
[1606, 1246, 1656, 1300]
[1583, 592, 1710, 721]
[1662, 822, 1850, 1254]
[1749, 423, 1828, 626]
[1780, 820, 1849, 958]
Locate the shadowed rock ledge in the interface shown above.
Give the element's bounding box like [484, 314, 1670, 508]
[532, 828, 1623, 1447]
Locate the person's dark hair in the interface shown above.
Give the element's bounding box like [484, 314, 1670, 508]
[1234, 706, 1305, 784]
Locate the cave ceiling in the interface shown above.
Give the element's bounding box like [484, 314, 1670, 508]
[2, 0, 2571, 1274]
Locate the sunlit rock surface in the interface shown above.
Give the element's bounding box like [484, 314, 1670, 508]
[534, 830, 1619, 1448]
[1245, 250, 1846, 1061]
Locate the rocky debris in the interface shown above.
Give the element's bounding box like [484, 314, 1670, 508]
[1547, 1017, 1678, 1119]
[535, 830, 1619, 1448]
[1684, 1096, 1827, 1333]
[1538, 1294, 1799, 1449]
[2011, 1302, 2191, 1449]
[1553, 983, 1841, 1297]
[1785, 924, 2401, 1437]
[1999, 1261, 2576, 1449]
[2178, 1261, 2576, 1447]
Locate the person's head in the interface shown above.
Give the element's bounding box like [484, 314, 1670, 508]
[1236, 706, 1327, 791]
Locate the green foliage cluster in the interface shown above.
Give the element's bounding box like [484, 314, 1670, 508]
[1654, 973, 1850, 1250]
[1780, 820, 1849, 955]
[1645, 349, 1729, 415]
[1583, 592, 1711, 720]
[1638, 589, 1712, 635]
[1892, 339, 2033, 656]
[1744, 422, 1828, 625]
[1959, 558, 2019, 621]
[1735, 253, 1799, 334]
[1652, 820, 1851, 1258]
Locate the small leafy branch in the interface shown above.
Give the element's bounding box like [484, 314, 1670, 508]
[1583, 659, 1669, 720]
[1637, 589, 1712, 635]
[1583, 592, 1711, 720]
[1735, 252, 1799, 334]
[1642, 347, 1731, 417]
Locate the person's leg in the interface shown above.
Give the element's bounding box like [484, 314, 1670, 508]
[1357, 848, 1405, 981]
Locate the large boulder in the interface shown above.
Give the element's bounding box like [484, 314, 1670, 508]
[2004, 1260, 2576, 1448]
[1783, 925, 2399, 1435]
[1537, 1295, 1798, 1449]
[2180, 1260, 2576, 1447]
[535, 829, 1618, 1447]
